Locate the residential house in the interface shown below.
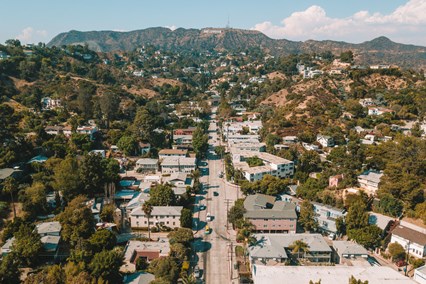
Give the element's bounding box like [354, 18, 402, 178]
[414, 265, 426, 284]
[302, 142, 319, 151]
[123, 272, 155, 284]
[234, 152, 294, 182]
[329, 174, 344, 188]
[158, 149, 188, 159]
[390, 225, 426, 258]
[45, 125, 63, 136]
[317, 134, 335, 148]
[274, 144, 289, 151]
[122, 239, 170, 272]
[41, 97, 62, 110]
[248, 233, 332, 265]
[282, 136, 298, 144]
[76, 125, 98, 137]
[172, 135, 193, 146]
[358, 171, 383, 195]
[228, 141, 266, 153]
[359, 98, 375, 108]
[173, 127, 197, 136]
[162, 172, 194, 196]
[0, 168, 22, 183]
[368, 107, 394, 116]
[138, 142, 151, 155]
[136, 159, 158, 173]
[129, 206, 183, 229]
[1, 237, 15, 255]
[244, 194, 297, 233]
[160, 157, 196, 174]
[312, 202, 346, 234]
[332, 241, 368, 264]
[0, 51, 10, 60]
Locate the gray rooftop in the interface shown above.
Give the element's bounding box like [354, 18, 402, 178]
[124, 239, 170, 262]
[40, 235, 61, 252]
[358, 171, 383, 183]
[0, 168, 20, 180]
[249, 233, 331, 259]
[130, 206, 183, 217]
[124, 272, 155, 284]
[333, 240, 368, 256]
[35, 221, 61, 235]
[244, 194, 297, 219]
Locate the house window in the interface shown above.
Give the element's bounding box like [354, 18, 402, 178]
[144, 221, 147, 224]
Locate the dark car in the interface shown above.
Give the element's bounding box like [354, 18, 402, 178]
[213, 191, 219, 196]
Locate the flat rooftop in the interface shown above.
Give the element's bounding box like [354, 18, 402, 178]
[252, 265, 416, 284]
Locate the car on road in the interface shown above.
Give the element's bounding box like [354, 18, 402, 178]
[206, 213, 212, 222]
[194, 266, 201, 278]
[218, 171, 223, 178]
[199, 204, 206, 211]
[204, 225, 211, 234]
[213, 191, 219, 196]
[328, 233, 336, 240]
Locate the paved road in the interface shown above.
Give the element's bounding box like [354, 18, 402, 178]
[193, 111, 240, 284]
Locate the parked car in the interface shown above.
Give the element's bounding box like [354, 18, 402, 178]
[194, 266, 201, 278]
[204, 225, 211, 234]
[206, 213, 212, 222]
[199, 204, 206, 211]
[328, 233, 336, 240]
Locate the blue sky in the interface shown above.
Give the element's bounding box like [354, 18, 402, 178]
[2, 0, 426, 45]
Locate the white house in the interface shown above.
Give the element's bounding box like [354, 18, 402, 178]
[136, 159, 158, 173]
[158, 149, 188, 159]
[160, 157, 196, 174]
[357, 171, 383, 195]
[368, 107, 394, 116]
[390, 225, 426, 258]
[41, 97, 62, 110]
[414, 265, 426, 284]
[235, 152, 294, 182]
[129, 206, 183, 229]
[316, 135, 334, 148]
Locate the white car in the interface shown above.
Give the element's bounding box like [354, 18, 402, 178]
[194, 266, 201, 278]
[206, 213, 212, 222]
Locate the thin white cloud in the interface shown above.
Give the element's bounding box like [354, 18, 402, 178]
[16, 27, 48, 44]
[165, 25, 177, 31]
[252, 0, 426, 45]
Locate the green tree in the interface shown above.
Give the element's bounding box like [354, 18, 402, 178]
[387, 242, 406, 262]
[3, 177, 17, 219]
[24, 265, 65, 284]
[131, 107, 156, 142]
[348, 275, 368, 284]
[168, 228, 194, 245]
[89, 229, 117, 253]
[377, 194, 403, 217]
[58, 196, 95, 245]
[142, 203, 153, 240]
[299, 200, 318, 232]
[298, 151, 321, 173]
[100, 204, 115, 222]
[79, 153, 105, 196]
[289, 240, 310, 260]
[13, 224, 43, 267]
[346, 200, 368, 232]
[99, 92, 120, 129]
[348, 225, 382, 249]
[117, 135, 139, 156]
[170, 242, 189, 260]
[192, 127, 208, 159]
[246, 156, 264, 167]
[228, 199, 246, 228]
[340, 50, 354, 63]
[0, 253, 21, 284]
[89, 249, 123, 283]
[148, 184, 176, 206]
[335, 216, 346, 236]
[53, 156, 82, 202]
[20, 182, 48, 219]
[180, 208, 193, 229]
[148, 256, 179, 283]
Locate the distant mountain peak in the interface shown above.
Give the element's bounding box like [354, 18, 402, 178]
[47, 27, 426, 69]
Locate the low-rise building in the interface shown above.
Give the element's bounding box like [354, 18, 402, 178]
[158, 149, 188, 159]
[248, 233, 332, 265]
[41, 97, 62, 110]
[282, 136, 298, 144]
[368, 107, 394, 116]
[244, 194, 297, 233]
[390, 225, 426, 258]
[358, 171, 383, 195]
[173, 127, 197, 136]
[329, 174, 344, 188]
[136, 158, 158, 173]
[138, 142, 151, 155]
[312, 202, 346, 234]
[129, 206, 183, 229]
[332, 240, 368, 264]
[414, 265, 426, 284]
[160, 157, 196, 174]
[317, 134, 334, 148]
[123, 239, 170, 272]
[234, 152, 294, 182]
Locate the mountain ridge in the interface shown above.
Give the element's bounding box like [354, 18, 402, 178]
[48, 27, 426, 69]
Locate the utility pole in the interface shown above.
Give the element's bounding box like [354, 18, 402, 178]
[224, 199, 233, 230]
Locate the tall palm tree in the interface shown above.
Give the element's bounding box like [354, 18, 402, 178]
[142, 203, 153, 240]
[181, 274, 197, 284]
[3, 177, 17, 219]
[289, 240, 310, 261]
